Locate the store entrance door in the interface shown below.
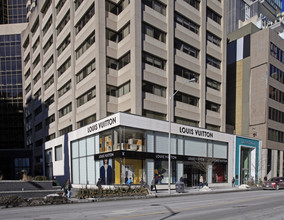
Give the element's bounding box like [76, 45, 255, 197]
[240, 147, 251, 184]
[184, 163, 205, 187]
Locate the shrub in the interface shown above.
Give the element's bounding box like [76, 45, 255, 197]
[34, 176, 47, 181]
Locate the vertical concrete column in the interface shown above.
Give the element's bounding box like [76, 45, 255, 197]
[273, 150, 278, 177]
[261, 148, 268, 179]
[279, 151, 283, 177]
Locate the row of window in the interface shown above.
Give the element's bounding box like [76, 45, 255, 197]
[270, 64, 284, 84]
[183, 0, 200, 10]
[269, 107, 284, 124]
[142, 51, 166, 70]
[106, 52, 130, 70]
[77, 87, 96, 107]
[75, 3, 95, 35]
[76, 31, 95, 60]
[174, 64, 199, 82]
[57, 11, 70, 36]
[58, 57, 71, 78]
[142, 22, 166, 43]
[56, 0, 67, 15]
[175, 38, 199, 58]
[42, 15, 52, 36]
[207, 78, 221, 91]
[76, 59, 96, 84]
[143, 0, 166, 16]
[270, 42, 284, 64]
[106, 81, 130, 97]
[58, 81, 71, 98]
[269, 86, 284, 104]
[175, 12, 199, 35]
[106, 0, 130, 15]
[175, 91, 199, 106]
[268, 128, 284, 143]
[142, 81, 166, 97]
[106, 23, 130, 43]
[43, 35, 53, 54]
[43, 55, 53, 73]
[57, 34, 70, 57]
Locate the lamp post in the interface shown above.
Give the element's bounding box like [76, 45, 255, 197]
[168, 78, 195, 194]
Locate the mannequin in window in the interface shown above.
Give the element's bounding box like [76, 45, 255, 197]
[100, 159, 112, 185]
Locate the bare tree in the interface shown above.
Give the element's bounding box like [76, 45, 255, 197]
[192, 157, 217, 184]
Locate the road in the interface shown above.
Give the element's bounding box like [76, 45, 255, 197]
[1, 190, 284, 220]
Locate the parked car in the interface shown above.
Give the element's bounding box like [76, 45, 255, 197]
[263, 177, 284, 190]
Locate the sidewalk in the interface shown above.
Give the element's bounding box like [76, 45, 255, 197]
[69, 185, 261, 203]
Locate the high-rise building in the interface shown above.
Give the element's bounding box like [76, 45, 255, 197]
[227, 23, 284, 179]
[22, 0, 227, 176]
[227, 0, 283, 34]
[0, 0, 30, 179]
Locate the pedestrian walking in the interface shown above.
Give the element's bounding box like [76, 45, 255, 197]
[63, 179, 71, 198]
[126, 177, 132, 186]
[199, 175, 204, 189]
[151, 176, 157, 192]
[96, 178, 102, 192]
[232, 177, 235, 187]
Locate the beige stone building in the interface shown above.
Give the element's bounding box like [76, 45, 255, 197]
[21, 0, 226, 175]
[227, 23, 284, 179]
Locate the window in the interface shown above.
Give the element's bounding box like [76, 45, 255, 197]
[33, 71, 41, 85]
[106, 52, 130, 70]
[43, 56, 53, 73]
[142, 22, 166, 42]
[175, 92, 199, 106]
[32, 37, 40, 52]
[106, 81, 130, 97]
[41, 0, 52, 16]
[56, 0, 66, 14]
[46, 133, 56, 141]
[142, 81, 166, 97]
[142, 52, 166, 70]
[183, 0, 199, 10]
[175, 39, 199, 58]
[106, 23, 130, 42]
[24, 54, 30, 66]
[77, 87, 96, 107]
[269, 86, 284, 104]
[207, 8, 221, 24]
[75, 0, 84, 10]
[175, 116, 199, 127]
[175, 13, 199, 34]
[55, 145, 63, 161]
[34, 106, 42, 116]
[142, 109, 166, 120]
[59, 126, 72, 136]
[75, 3, 95, 35]
[23, 37, 29, 51]
[58, 81, 71, 98]
[207, 32, 221, 47]
[206, 55, 221, 69]
[45, 114, 55, 125]
[142, 0, 166, 15]
[34, 89, 41, 99]
[105, 0, 130, 15]
[24, 69, 30, 80]
[206, 78, 220, 91]
[57, 34, 70, 56]
[76, 59, 96, 83]
[31, 18, 39, 36]
[77, 114, 96, 128]
[174, 65, 199, 81]
[35, 122, 42, 132]
[33, 55, 40, 68]
[58, 57, 71, 77]
[44, 75, 54, 90]
[268, 128, 284, 143]
[57, 11, 70, 36]
[25, 84, 31, 94]
[206, 124, 220, 132]
[43, 35, 53, 54]
[42, 15, 52, 36]
[269, 107, 284, 124]
[206, 101, 220, 112]
[59, 103, 72, 118]
[45, 95, 54, 106]
[76, 31, 95, 59]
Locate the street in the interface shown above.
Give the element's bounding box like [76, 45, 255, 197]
[1, 190, 284, 220]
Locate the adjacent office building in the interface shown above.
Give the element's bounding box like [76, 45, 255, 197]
[227, 22, 284, 179]
[0, 0, 30, 179]
[22, 0, 228, 179]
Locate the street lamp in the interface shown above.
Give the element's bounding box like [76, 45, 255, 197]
[168, 78, 196, 194]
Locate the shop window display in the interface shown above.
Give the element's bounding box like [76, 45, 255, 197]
[154, 161, 176, 184]
[212, 162, 227, 183]
[99, 159, 113, 185]
[121, 159, 145, 184]
[121, 127, 145, 151]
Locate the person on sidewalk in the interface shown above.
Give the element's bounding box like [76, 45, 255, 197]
[151, 176, 157, 193]
[96, 178, 102, 192]
[126, 177, 132, 186]
[63, 179, 71, 198]
[199, 175, 204, 189]
[232, 177, 235, 187]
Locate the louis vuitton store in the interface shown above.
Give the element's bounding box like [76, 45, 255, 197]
[44, 112, 259, 188]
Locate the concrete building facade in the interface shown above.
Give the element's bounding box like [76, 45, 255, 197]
[21, 0, 227, 175]
[227, 23, 284, 179]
